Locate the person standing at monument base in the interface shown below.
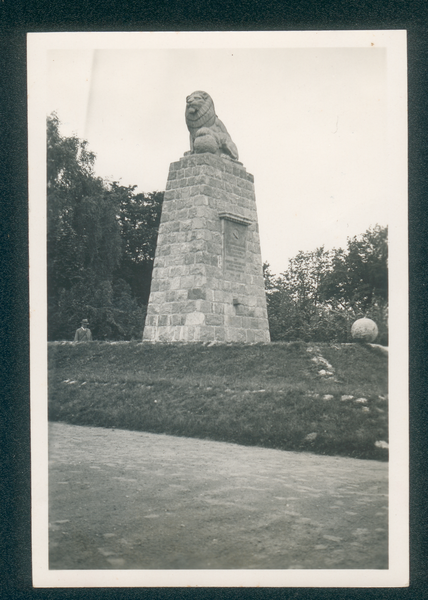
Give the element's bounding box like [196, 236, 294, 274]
[74, 319, 93, 342]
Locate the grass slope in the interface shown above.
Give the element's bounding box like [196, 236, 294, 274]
[48, 341, 388, 461]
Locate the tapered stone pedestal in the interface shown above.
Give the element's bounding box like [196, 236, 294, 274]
[143, 153, 270, 343]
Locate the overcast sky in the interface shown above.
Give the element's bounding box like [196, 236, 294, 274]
[45, 35, 396, 275]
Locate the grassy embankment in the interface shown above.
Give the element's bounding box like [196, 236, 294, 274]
[48, 341, 388, 461]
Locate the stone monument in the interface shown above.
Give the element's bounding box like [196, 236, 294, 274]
[143, 91, 270, 343]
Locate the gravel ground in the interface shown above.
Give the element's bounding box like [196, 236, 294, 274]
[49, 422, 388, 570]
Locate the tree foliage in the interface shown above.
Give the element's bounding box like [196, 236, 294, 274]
[112, 183, 163, 305]
[265, 226, 388, 344]
[320, 225, 388, 312]
[47, 113, 163, 340]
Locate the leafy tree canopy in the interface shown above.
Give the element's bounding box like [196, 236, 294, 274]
[320, 225, 388, 312]
[47, 113, 163, 340]
[264, 225, 388, 344]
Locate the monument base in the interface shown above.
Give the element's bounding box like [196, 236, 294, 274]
[143, 153, 270, 343]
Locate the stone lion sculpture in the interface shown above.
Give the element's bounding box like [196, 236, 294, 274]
[185, 91, 239, 160]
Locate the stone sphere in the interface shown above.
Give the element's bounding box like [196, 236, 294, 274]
[351, 318, 378, 343]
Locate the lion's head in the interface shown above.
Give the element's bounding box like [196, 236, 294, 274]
[185, 91, 216, 134]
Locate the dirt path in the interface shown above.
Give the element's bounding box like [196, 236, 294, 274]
[49, 422, 388, 570]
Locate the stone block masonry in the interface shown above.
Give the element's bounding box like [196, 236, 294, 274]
[143, 153, 270, 343]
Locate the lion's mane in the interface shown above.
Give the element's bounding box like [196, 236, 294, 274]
[185, 91, 216, 136]
[185, 91, 239, 160]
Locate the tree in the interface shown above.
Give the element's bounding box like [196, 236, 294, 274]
[263, 262, 296, 341]
[111, 183, 163, 305]
[283, 246, 333, 313]
[264, 248, 342, 342]
[321, 225, 388, 313]
[47, 113, 122, 297]
[47, 113, 163, 340]
[320, 225, 388, 344]
[264, 226, 388, 344]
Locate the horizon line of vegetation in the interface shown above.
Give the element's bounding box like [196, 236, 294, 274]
[47, 112, 388, 344]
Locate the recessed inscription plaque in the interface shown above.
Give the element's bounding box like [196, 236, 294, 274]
[223, 220, 247, 273]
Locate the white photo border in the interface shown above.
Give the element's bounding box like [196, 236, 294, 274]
[28, 30, 408, 588]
